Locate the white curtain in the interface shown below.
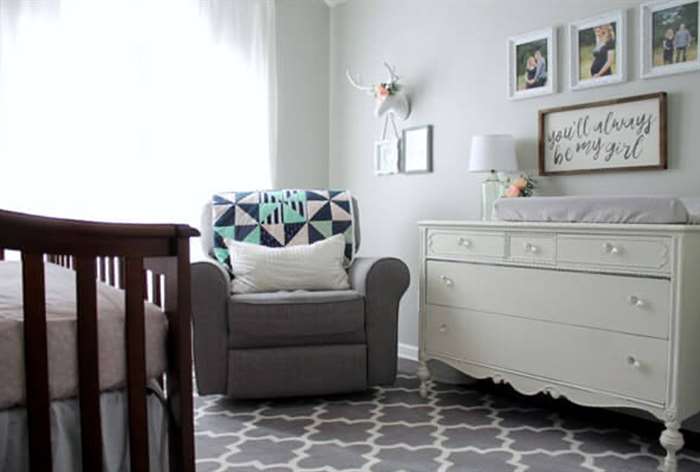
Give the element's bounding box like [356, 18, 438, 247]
[0, 0, 276, 255]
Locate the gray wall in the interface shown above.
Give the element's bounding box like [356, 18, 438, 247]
[275, 0, 330, 188]
[329, 0, 700, 352]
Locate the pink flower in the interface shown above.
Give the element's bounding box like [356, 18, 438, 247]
[512, 177, 528, 190]
[504, 185, 521, 198]
[375, 84, 390, 99]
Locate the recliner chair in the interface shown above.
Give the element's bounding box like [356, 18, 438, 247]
[191, 195, 410, 398]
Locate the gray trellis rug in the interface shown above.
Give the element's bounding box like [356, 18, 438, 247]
[193, 363, 700, 472]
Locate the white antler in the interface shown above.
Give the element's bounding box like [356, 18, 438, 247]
[346, 68, 374, 94]
[383, 62, 400, 83]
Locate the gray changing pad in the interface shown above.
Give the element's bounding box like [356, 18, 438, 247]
[493, 196, 693, 224]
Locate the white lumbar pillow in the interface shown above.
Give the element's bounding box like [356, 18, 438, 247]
[224, 234, 350, 294]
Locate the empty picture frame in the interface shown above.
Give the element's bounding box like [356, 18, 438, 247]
[401, 125, 433, 173]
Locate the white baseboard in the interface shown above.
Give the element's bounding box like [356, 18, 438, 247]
[398, 342, 418, 362]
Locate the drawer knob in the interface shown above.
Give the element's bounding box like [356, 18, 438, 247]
[626, 355, 641, 369]
[524, 242, 539, 254]
[458, 237, 471, 248]
[603, 242, 621, 255]
[628, 295, 646, 308]
[439, 323, 448, 333]
[440, 275, 454, 287]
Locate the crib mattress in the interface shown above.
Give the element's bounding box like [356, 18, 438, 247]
[0, 262, 167, 409]
[493, 195, 693, 224]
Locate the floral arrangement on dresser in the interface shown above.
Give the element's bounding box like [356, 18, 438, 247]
[503, 175, 536, 198]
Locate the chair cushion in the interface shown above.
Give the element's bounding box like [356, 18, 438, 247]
[227, 290, 366, 348]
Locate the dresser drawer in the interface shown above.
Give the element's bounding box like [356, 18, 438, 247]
[509, 234, 555, 263]
[426, 230, 505, 260]
[425, 306, 668, 403]
[426, 260, 670, 338]
[557, 235, 671, 273]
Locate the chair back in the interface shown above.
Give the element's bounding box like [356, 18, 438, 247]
[200, 190, 361, 262]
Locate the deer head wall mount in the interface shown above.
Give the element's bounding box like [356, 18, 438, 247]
[346, 62, 411, 120]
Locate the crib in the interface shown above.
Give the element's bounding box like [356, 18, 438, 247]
[0, 209, 197, 472]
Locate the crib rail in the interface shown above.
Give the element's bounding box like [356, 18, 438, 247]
[0, 209, 198, 472]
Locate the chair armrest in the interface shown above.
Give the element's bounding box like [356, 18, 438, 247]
[349, 257, 410, 385]
[191, 258, 231, 395]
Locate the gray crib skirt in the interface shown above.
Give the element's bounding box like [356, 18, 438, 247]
[0, 389, 167, 472]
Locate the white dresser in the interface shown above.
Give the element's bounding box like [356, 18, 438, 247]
[417, 221, 700, 471]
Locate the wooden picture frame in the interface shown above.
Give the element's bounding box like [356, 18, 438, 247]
[507, 28, 558, 100]
[538, 92, 667, 176]
[401, 125, 433, 174]
[569, 9, 628, 90]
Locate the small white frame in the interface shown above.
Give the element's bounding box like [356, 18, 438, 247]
[569, 10, 628, 90]
[507, 27, 558, 100]
[374, 139, 400, 176]
[641, 0, 700, 79]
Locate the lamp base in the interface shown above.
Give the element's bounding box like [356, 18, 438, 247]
[481, 171, 502, 221]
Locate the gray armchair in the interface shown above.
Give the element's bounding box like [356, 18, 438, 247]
[191, 199, 410, 399]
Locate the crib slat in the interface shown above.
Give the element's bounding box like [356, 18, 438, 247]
[124, 257, 150, 472]
[75, 256, 103, 471]
[21, 253, 53, 471]
[166, 239, 196, 471]
[108, 257, 116, 287]
[119, 257, 126, 289]
[98, 257, 106, 282]
[151, 271, 162, 307]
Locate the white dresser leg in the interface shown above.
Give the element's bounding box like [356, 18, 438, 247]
[417, 360, 431, 399]
[660, 418, 684, 472]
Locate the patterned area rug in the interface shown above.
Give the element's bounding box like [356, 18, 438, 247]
[194, 365, 700, 471]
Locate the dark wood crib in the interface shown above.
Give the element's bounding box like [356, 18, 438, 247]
[0, 209, 198, 472]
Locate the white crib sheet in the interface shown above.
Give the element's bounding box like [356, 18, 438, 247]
[0, 262, 167, 409]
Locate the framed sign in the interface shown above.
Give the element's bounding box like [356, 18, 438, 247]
[538, 92, 667, 176]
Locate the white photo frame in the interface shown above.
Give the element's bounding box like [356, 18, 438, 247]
[507, 28, 557, 100]
[374, 139, 400, 176]
[569, 10, 628, 90]
[641, 0, 700, 79]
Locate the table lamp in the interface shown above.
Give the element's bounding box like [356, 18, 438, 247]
[468, 134, 518, 221]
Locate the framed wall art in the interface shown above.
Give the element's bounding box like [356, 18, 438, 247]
[374, 139, 400, 176]
[569, 10, 628, 90]
[401, 125, 433, 174]
[538, 92, 667, 176]
[507, 28, 558, 100]
[641, 0, 699, 78]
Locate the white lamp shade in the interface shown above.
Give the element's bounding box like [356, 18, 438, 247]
[468, 134, 518, 173]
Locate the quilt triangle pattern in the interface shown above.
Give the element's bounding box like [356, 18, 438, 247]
[211, 189, 356, 271]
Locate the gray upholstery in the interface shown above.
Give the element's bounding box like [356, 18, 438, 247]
[227, 345, 367, 399]
[350, 257, 410, 385]
[191, 194, 409, 399]
[228, 291, 365, 348]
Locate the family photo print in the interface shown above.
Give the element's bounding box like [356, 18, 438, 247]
[508, 28, 557, 99]
[642, 0, 699, 77]
[570, 10, 627, 89]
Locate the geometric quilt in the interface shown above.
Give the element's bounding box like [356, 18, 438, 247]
[212, 189, 356, 272]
